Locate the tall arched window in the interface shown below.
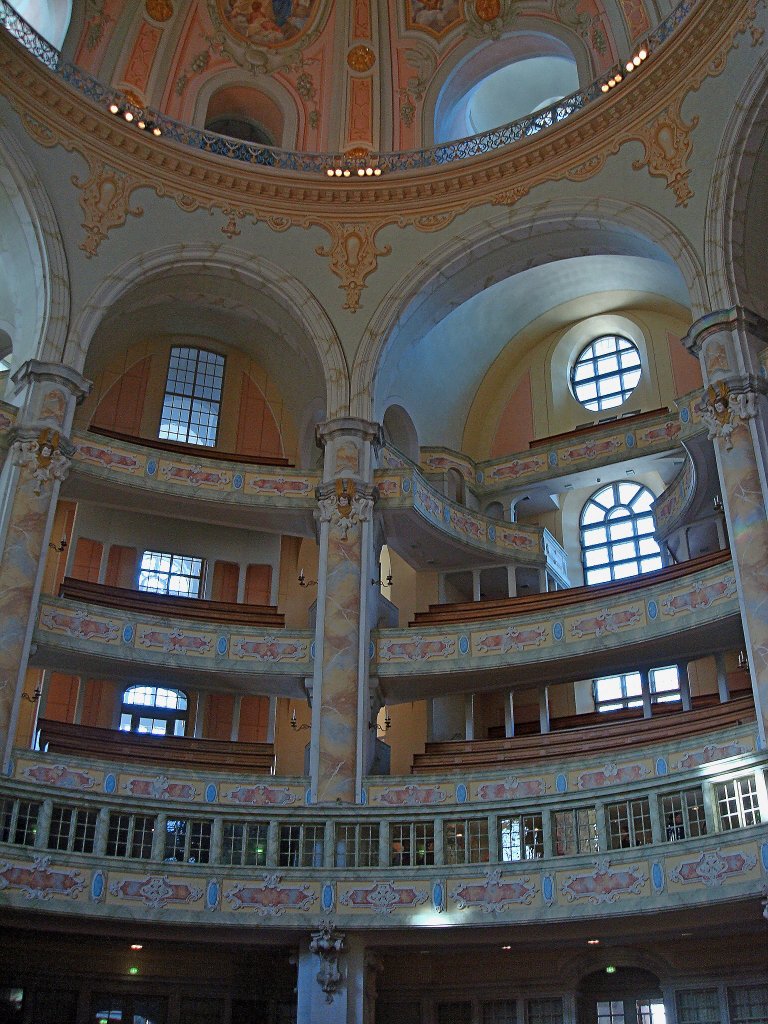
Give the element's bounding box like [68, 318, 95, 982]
[119, 685, 188, 736]
[580, 482, 662, 585]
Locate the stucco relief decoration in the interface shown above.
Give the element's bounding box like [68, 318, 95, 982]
[476, 625, 548, 654]
[674, 742, 748, 770]
[700, 381, 757, 450]
[317, 479, 373, 539]
[138, 627, 214, 655]
[465, 0, 520, 40]
[404, 0, 463, 38]
[476, 777, 548, 801]
[561, 859, 647, 903]
[576, 762, 650, 790]
[225, 783, 298, 805]
[398, 44, 436, 127]
[348, 44, 376, 71]
[669, 849, 757, 887]
[450, 869, 536, 913]
[39, 606, 120, 642]
[122, 775, 197, 800]
[378, 634, 456, 661]
[11, 430, 71, 495]
[309, 923, 345, 1003]
[145, 0, 174, 21]
[71, 159, 144, 258]
[23, 764, 96, 790]
[225, 873, 317, 914]
[631, 101, 700, 207]
[661, 576, 737, 615]
[0, 856, 84, 900]
[374, 783, 447, 805]
[109, 875, 203, 910]
[555, 0, 608, 56]
[338, 880, 428, 914]
[207, 0, 326, 74]
[315, 223, 392, 312]
[232, 636, 308, 660]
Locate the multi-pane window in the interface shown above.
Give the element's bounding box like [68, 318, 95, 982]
[335, 823, 380, 867]
[105, 813, 155, 858]
[443, 818, 490, 864]
[597, 1002, 625, 1024]
[0, 799, 40, 846]
[676, 989, 721, 1024]
[279, 823, 325, 867]
[580, 482, 662, 585]
[660, 788, 706, 841]
[593, 665, 680, 712]
[119, 685, 188, 737]
[164, 819, 212, 863]
[159, 346, 225, 447]
[553, 807, 599, 856]
[47, 806, 98, 853]
[138, 550, 204, 598]
[483, 1002, 517, 1024]
[390, 821, 435, 866]
[606, 797, 653, 849]
[499, 813, 544, 861]
[716, 777, 761, 830]
[222, 822, 268, 866]
[571, 335, 642, 411]
[527, 999, 564, 1024]
[727, 986, 768, 1024]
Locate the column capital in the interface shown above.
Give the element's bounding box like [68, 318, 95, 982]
[10, 360, 91, 402]
[315, 416, 383, 448]
[8, 360, 92, 439]
[682, 307, 768, 359]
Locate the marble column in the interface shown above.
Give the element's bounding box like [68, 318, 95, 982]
[683, 308, 768, 746]
[0, 361, 90, 769]
[310, 418, 381, 804]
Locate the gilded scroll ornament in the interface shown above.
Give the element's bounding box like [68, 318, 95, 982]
[630, 101, 699, 207]
[315, 223, 392, 312]
[71, 159, 144, 257]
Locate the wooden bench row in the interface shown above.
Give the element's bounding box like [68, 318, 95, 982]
[411, 694, 755, 774]
[410, 549, 731, 627]
[58, 578, 285, 628]
[37, 719, 275, 774]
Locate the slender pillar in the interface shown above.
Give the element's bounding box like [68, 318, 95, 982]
[73, 677, 86, 726]
[310, 418, 381, 804]
[677, 661, 692, 712]
[506, 565, 517, 598]
[193, 693, 207, 738]
[639, 668, 653, 719]
[684, 308, 768, 745]
[504, 690, 515, 738]
[0, 361, 90, 770]
[539, 687, 550, 734]
[715, 652, 730, 703]
[464, 693, 474, 740]
[229, 694, 242, 742]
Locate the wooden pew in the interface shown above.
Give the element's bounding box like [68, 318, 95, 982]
[37, 719, 275, 774]
[411, 695, 755, 774]
[57, 577, 285, 629]
[410, 549, 732, 627]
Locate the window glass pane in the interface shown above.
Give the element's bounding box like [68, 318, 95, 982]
[159, 347, 224, 447]
[572, 336, 642, 411]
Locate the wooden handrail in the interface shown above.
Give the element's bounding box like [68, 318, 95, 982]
[411, 694, 754, 774]
[410, 549, 732, 627]
[37, 719, 275, 773]
[528, 407, 670, 449]
[88, 427, 293, 467]
[57, 578, 285, 628]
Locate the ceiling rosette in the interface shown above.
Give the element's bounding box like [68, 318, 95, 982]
[207, 0, 330, 74]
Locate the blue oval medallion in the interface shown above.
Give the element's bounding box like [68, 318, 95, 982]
[305, 788, 313, 805]
[626, 433, 635, 448]
[553, 622, 564, 641]
[216, 636, 228, 655]
[456, 783, 468, 803]
[205, 783, 218, 803]
[476, 471, 484, 485]
[680, 407, 690, 423]
[402, 478, 411, 493]
[548, 451, 558, 466]
[104, 773, 116, 794]
[360, 788, 367, 805]
[122, 624, 134, 644]
[206, 880, 219, 909]
[233, 473, 243, 489]
[146, 458, 157, 476]
[761, 842, 768, 872]
[322, 883, 335, 911]
[310, 641, 316, 659]
[556, 774, 567, 793]
[369, 640, 375, 659]
[91, 871, 105, 901]
[459, 635, 469, 655]
[443, 506, 451, 522]
[542, 875, 554, 903]
[432, 881, 444, 912]
[655, 757, 667, 777]
[647, 600, 658, 620]
[651, 862, 664, 892]
[488, 525, 496, 542]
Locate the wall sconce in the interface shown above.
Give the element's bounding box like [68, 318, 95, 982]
[371, 572, 393, 588]
[737, 650, 750, 671]
[298, 569, 317, 588]
[290, 707, 311, 731]
[48, 536, 67, 553]
[21, 686, 42, 704]
[713, 495, 723, 513]
[371, 708, 391, 735]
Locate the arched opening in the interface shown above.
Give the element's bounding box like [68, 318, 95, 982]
[119, 685, 189, 737]
[383, 404, 420, 462]
[578, 967, 665, 1024]
[204, 85, 284, 148]
[444, 467, 465, 504]
[11, 0, 72, 48]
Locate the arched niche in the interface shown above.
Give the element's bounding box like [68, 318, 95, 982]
[191, 73, 299, 150]
[382, 404, 419, 463]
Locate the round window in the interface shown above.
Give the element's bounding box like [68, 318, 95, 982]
[571, 335, 642, 411]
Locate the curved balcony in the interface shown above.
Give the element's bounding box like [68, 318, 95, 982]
[0, 711, 765, 929]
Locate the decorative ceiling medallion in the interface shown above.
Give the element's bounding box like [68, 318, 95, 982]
[347, 44, 376, 72]
[404, 0, 464, 39]
[208, 0, 329, 74]
[214, 0, 321, 47]
[465, 0, 520, 38]
[145, 0, 174, 22]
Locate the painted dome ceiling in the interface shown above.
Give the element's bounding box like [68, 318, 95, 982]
[61, 0, 666, 154]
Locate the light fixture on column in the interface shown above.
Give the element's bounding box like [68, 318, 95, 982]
[737, 650, 749, 672]
[371, 571, 393, 587]
[48, 536, 67, 552]
[371, 708, 392, 734]
[713, 495, 723, 513]
[290, 707, 311, 731]
[298, 569, 317, 588]
[21, 686, 42, 703]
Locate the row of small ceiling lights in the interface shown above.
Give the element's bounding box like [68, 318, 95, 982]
[108, 101, 162, 135]
[601, 44, 648, 92]
[326, 165, 382, 177]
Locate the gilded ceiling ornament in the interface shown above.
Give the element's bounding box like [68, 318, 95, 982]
[465, 0, 520, 40]
[71, 157, 144, 257]
[630, 100, 699, 207]
[315, 223, 392, 312]
[347, 44, 376, 71]
[145, 0, 174, 22]
[207, 0, 329, 75]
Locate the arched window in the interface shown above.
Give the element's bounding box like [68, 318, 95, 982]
[119, 685, 188, 736]
[205, 116, 274, 146]
[580, 482, 662, 585]
[159, 346, 225, 447]
[571, 335, 642, 411]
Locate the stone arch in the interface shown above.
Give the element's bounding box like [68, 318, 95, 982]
[382, 404, 420, 462]
[188, 69, 300, 149]
[64, 245, 349, 420]
[0, 123, 70, 375]
[705, 48, 768, 317]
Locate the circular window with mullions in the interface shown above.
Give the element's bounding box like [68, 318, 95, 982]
[571, 335, 642, 411]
